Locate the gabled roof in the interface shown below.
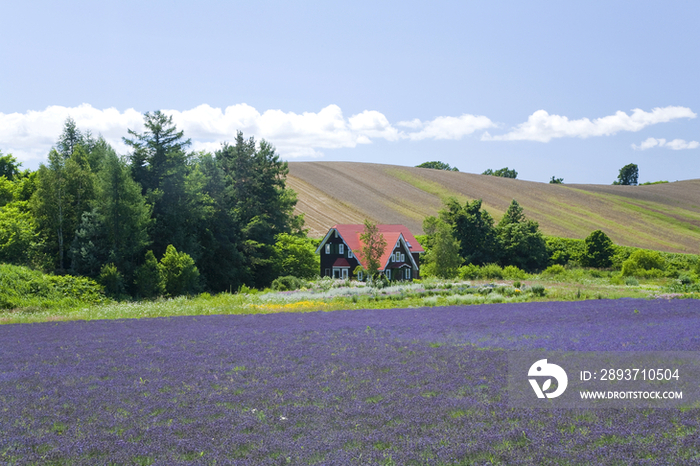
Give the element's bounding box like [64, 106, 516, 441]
[316, 224, 423, 272]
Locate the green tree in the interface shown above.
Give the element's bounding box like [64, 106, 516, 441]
[98, 263, 125, 298]
[123, 111, 191, 195]
[614, 163, 638, 186]
[159, 244, 200, 296]
[134, 250, 164, 298]
[31, 149, 72, 270]
[581, 230, 615, 268]
[439, 198, 498, 265]
[273, 233, 319, 280]
[357, 219, 387, 278]
[70, 148, 152, 282]
[421, 217, 462, 278]
[0, 151, 23, 181]
[123, 111, 206, 262]
[483, 167, 517, 178]
[215, 132, 301, 288]
[0, 201, 41, 265]
[549, 176, 563, 184]
[495, 200, 547, 271]
[416, 161, 459, 171]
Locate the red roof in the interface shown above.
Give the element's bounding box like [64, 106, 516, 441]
[330, 224, 423, 271]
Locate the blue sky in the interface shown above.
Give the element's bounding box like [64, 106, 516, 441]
[1, 0, 698, 184]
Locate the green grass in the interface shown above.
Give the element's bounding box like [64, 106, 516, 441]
[2, 268, 698, 325]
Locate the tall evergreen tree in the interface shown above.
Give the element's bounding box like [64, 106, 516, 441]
[123, 111, 201, 259]
[215, 132, 301, 288]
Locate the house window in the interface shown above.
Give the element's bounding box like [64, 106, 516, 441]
[348, 250, 353, 258]
[405, 268, 411, 280]
[386, 270, 391, 280]
[391, 253, 396, 262]
[401, 253, 405, 262]
[325, 268, 331, 277]
[325, 244, 330, 254]
[358, 270, 363, 281]
[341, 269, 348, 279]
[339, 244, 344, 254]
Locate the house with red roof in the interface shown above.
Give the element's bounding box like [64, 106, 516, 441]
[315, 224, 424, 281]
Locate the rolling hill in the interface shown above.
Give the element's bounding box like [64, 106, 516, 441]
[287, 162, 700, 254]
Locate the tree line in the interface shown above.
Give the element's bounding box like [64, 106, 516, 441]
[0, 113, 318, 297]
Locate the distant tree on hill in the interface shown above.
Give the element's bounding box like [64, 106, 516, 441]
[483, 167, 517, 179]
[613, 163, 638, 186]
[550, 176, 563, 184]
[416, 161, 459, 172]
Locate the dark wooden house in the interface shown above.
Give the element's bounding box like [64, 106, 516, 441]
[315, 224, 424, 281]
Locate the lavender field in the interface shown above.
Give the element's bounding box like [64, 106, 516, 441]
[2, 299, 700, 465]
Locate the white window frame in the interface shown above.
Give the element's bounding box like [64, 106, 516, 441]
[405, 268, 411, 280]
[401, 253, 405, 262]
[358, 270, 363, 281]
[348, 250, 353, 258]
[339, 244, 344, 255]
[386, 269, 391, 280]
[341, 268, 348, 279]
[325, 244, 330, 254]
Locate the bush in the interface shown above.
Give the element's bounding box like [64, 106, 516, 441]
[541, 264, 566, 277]
[480, 263, 504, 279]
[621, 250, 666, 277]
[458, 264, 480, 280]
[134, 250, 164, 299]
[502, 265, 528, 280]
[545, 237, 585, 266]
[271, 275, 307, 291]
[159, 245, 201, 297]
[98, 263, 125, 298]
[530, 284, 546, 296]
[0, 263, 105, 310]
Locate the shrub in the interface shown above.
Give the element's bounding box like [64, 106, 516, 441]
[625, 277, 639, 286]
[134, 250, 164, 299]
[677, 274, 694, 286]
[98, 263, 125, 298]
[271, 275, 307, 292]
[0, 263, 105, 310]
[502, 265, 528, 280]
[458, 264, 480, 280]
[159, 245, 200, 297]
[541, 264, 566, 277]
[621, 250, 666, 277]
[530, 284, 546, 296]
[480, 263, 504, 279]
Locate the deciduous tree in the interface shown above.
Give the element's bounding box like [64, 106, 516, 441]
[358, 219, 387, 278]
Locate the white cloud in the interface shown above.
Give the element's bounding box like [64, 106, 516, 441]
[1, 104, 497, 166]
[633, 137, 699, 150]
[483, 106, 697, 142]
[398, 114, 496, 141]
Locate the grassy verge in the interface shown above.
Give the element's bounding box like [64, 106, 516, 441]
[2, 272, 698, 325]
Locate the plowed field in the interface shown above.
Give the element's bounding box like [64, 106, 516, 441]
[288, 162, 700, 254]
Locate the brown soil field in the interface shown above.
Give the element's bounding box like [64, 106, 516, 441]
[287, 162, 700, 254]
